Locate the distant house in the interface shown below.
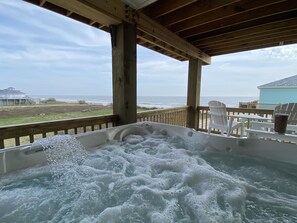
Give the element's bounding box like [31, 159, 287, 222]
[0, 87, 32, 106]
[258, 75, 297, 109]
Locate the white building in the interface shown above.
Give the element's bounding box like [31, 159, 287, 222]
[0, 87, 32, 106]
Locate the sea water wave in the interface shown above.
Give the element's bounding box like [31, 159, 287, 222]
[33, 95, 258, 108]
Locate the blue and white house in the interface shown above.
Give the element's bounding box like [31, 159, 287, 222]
[258, 75, 297, 109]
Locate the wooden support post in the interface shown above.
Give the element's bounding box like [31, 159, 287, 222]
[112, 22, 137, 125]
[187, 59, 202, 129]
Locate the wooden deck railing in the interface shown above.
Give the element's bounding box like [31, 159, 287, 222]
[0, 115, 119, 149]
[0, 106, 189, 149]
[197, 106, 274, 135]
[137, 106, 189, 127]
[0, 106, 274, 149]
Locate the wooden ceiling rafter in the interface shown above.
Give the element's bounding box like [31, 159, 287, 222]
[156, 0, 240, 27]
[137, 31, 189, 60]
[180, 0, 297, 39]
[170, 0, 286, 33]
[188, 9, 297, 43]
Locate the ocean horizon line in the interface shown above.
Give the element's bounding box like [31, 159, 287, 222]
[31, 95, 258, 108]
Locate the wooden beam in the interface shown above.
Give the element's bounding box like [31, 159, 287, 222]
[137, 31, 189, 60]
[160, 0, 240, 27]
[137, 12, 211, 64]
[180, 0, 297, 38]
[112, 22, 137, 125]
[171, 0, 285, 33]
[187, 59, 202, 129]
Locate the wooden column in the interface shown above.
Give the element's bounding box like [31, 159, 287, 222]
[187, 59, 202, 129]
[112, 22, 137, 125]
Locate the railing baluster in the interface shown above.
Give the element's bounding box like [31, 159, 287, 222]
[15, 137, 20, 146]
[0, 139, 4, 149]
[29, 135, 34, 143]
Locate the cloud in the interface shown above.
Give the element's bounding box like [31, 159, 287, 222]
[252, 44, 297, 61]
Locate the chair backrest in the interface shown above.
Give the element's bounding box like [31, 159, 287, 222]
[274, 103, 297, 125]
[208, 100, 228, 127]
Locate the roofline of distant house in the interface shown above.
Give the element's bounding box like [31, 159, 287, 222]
[258, 86, 297, 89]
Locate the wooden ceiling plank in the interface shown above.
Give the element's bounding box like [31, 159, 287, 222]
[180, 0, 297, 39]
[197, 25, 297, 49]
[141, 0, 196, 19]
[188, 10, 297, 42]
[171, 0, 286, 33]
[194, 17, 297, 46]
[159, 0, 240, 27]
[206, 34, 297, 55]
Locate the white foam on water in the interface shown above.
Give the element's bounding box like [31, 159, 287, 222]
[0, 133, 297, 222]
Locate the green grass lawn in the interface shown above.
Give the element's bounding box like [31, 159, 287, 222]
[0, 107, 150, 126]
[0, 109, 113, 126]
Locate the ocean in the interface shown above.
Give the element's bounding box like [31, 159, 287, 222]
[32, 95, 258, 108]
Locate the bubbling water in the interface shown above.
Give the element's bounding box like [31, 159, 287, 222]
[0, 133, 297, 223]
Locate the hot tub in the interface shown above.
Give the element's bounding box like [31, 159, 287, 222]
[1, 122, 297, 222]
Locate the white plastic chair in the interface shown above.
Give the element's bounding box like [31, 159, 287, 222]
[208, 100, 244, 136]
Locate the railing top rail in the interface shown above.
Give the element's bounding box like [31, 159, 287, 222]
[0, 114, 119, 129]
[197, 106, 274, 114]
[137, 106, 189, 117]
[0, 115, 119, 139]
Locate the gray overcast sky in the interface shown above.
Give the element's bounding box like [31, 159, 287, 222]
[1, 0, 297, 97]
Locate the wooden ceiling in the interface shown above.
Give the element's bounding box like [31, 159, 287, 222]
[24, 0, 297, 63]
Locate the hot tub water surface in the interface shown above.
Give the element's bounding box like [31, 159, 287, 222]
[0, 131, 297, 223]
